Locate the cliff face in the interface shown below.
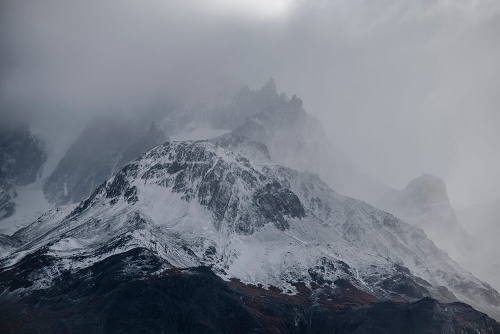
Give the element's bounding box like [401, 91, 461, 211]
[0, 127, 47, 220]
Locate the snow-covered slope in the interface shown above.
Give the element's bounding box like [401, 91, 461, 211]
[2, 134, 499, 320]
[0, 177, 52, 235]
[228, 85, 492, 296]
[0, 123, 81, 234]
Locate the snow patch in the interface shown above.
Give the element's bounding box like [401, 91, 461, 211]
[0, 183, 53, 235]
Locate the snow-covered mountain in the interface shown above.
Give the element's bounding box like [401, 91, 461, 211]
[2, 134, 499, 325]
[227, 84, 482, 292]
[0, 81, 485, 280]
[1, 80, 499, 331]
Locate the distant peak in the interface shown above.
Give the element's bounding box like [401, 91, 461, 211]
[404, 174, 450, 206]
[407, 174, 446, 189]
[261, 78, 277, 94]
[290, 94, 303, 109]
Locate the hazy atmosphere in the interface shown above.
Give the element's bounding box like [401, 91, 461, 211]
[2, 0, 499, 208]
[2, 1, 500, 330]
[2, 0, 500, 250]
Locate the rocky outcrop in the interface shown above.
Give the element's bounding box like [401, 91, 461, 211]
[0, 126, 47, 220]
[0, 127, 47, 187]
[0, 172, 16, 220]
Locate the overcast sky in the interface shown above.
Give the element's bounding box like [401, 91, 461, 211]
[1, 0, 499, 207]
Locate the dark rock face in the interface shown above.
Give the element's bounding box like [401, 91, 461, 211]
[147, 140, 304, 234]
[74, 139, 305, 235]
[0, 173, 16, 220]
[0, 127, 47, 220]
[340, 297, 500, 334]
[0, 249, 498, 334]
[43, 118, 169, 206]
[0, 127, 47, 186]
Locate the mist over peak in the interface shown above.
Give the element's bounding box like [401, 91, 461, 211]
[405, 174, 450, 206]
[1, 1, 498, 208]
[1, 1, 500, 328]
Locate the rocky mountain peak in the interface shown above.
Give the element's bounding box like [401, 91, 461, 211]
[406, 174, 449, 202]
[289, 94, 303, 109]
[3, 132, 500, 322]
[403, 174, 451, 214]
[379, 173, 476, 270]
[260, 77, 278, 95]
[0, 126, 47, 187]
[71, 136, 305, 235]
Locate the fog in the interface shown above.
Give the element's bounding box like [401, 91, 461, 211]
[1, 1, 499, 213]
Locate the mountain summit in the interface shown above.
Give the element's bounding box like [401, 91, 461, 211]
[1, 133, 499, 332]
[1, 81, 499, 332]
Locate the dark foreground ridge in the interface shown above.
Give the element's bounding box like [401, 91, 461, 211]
[1, 248, 498, 334]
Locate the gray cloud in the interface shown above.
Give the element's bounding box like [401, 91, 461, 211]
[1, 0, 499, 209]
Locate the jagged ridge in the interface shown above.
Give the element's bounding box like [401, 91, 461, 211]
[1, 133, 500, 322]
